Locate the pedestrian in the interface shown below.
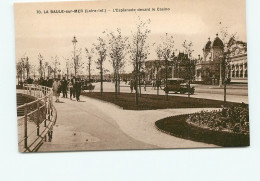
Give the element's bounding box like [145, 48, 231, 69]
[39, 77, 47, 95]
[52, 78, 61, 102]
[27, 77, 33, 84]
[130, 79, 134, 93]
[71, 76, 76, 98]
[46, 77, 53, 88]
[75, 78, 81, 101]
[68, 80, 73, 100]
[156, 79, 162, 89]
[133, 79, 137, 92]
[61, 77, 68, 98]
[152, 80, 155, 90]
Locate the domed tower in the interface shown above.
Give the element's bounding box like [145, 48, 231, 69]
[203, 38, 212, 61]
[212, 34, 224, 61]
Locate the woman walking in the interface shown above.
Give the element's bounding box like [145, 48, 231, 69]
[68, 80, 73, 100]
[52, 78, 61, 102]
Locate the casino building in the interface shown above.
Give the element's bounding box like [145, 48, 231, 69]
[145, 52, 196, 81]
[195, 34, 247, 84]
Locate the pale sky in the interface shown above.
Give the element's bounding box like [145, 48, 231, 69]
[14, 0, 247, 75]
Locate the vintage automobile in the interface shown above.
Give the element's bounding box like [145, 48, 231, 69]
[81, 80, 95, 91]
[163, 78, 195, 94]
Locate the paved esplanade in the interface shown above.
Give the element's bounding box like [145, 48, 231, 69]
[39, 95, 218, 152]
[95, 82, 248, 103]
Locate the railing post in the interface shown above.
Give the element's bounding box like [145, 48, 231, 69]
[37, 99, 40, 136]
[47, 96, 50, 121]
[24, 104, 28, 149]
[44, 97, 47, 127]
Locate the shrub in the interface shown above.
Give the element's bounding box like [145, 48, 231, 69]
[186, 104, 249, 135]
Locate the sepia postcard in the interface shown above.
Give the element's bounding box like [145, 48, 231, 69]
[14, 0, 249, 152]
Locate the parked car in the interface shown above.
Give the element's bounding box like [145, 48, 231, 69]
[163, 78, 195, 94]
[81, 80, 95, 91]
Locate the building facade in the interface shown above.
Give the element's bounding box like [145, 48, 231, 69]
[145, 52, 195, 81]
[195, 34, 247, 84]
[228, 40, 247, 83]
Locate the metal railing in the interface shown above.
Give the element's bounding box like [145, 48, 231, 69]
[17, 84, 57, 152]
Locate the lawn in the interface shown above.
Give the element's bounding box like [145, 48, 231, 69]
[155, 114, 249, 147]
[81, 92, 243, 110]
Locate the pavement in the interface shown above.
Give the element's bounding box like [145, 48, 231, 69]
[91, 82, 248, 103]
[38, 95, 218, 152]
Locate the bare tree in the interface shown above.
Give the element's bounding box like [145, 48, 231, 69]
[129, 18, 151, 105]
[65, 58, 71, 80]
[42, 61, 49, 78]
[85, 47, 94, 92]
[219, 22, 239, 102]
[38, 53, 44, 78]
[16, 60, 24, 84]
[71, 48, 84, 77]
[107, 28, 128, 99]
[22, 56, 31, 79]
[153, 60, 162, 95]
[182, 40, 194, 98]
[156, 33, 175, 100]
[51, 56, 60, 78]
[93, 37, 107, 96]
[31, 65, 36, 80]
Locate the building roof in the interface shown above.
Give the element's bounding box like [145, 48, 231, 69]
[205, 38, 212, 50]
[203, 35, 224, 52]
[212, 34, 224, 48]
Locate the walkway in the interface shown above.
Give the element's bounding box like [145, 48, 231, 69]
[38, 94, 218, 152]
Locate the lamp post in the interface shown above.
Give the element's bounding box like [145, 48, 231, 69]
[72, 36, 77, 76]
[220, 54, 227, 102]
[219, 59, 223, 87]
[21, 58, 25, 82]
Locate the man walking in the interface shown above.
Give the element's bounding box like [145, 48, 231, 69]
[46, 77, 53, 88]
[71, 76, 76, 98]
[75, 78, 81, 101]
[61, 77, 68, 98]
[130, 79, 134, 93]
[52, 78, 61, 102]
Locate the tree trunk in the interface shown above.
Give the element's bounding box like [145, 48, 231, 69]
[165, 60, 168, 101]
[188, 61, 191, 98]
[117, 73, 120, 95]
[139, 75, 141, 97]
[114, 72, 117, 99]
[89, 64, 91, 93]
[100, 63, 103, 96]
[224, 82, 226, 102]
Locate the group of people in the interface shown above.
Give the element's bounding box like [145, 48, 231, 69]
[39, 76, 82, 102]
[129, 79, 147, 93]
